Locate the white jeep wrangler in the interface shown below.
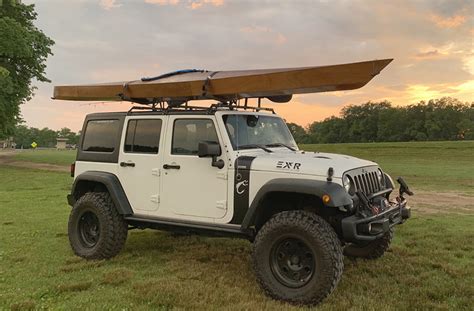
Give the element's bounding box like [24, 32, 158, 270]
[67, 103, 412, 305]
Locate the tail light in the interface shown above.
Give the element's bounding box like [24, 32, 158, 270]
[70, 162, 75, 177]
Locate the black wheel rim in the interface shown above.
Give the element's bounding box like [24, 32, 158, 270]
[78, 211, 100, 248]
[270, 237, 315, 288]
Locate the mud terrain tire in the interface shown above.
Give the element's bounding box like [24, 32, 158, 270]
[252, 210, 343, 305]
[68, 192, 128, 259]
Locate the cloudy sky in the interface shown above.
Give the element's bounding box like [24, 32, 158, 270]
[23, 0, 473, 131]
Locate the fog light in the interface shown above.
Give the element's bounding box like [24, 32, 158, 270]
[322, 194, 331, 204]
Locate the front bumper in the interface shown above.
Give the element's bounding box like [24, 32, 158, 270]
[341, 197, 411, 242]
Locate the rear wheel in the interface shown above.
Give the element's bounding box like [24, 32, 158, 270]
[344, 228, 393, 259]
[252, 210, 343, 305]
[68, 192, 128, 259]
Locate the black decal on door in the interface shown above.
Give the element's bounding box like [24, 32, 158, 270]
[231, 156, 255, 224]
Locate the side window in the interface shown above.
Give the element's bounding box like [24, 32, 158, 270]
[124, 119, 162, 154]
[172, 119, 218, 155]
[82, 119, 119, 152]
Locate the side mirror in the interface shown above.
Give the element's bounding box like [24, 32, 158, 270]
[198, 142, 224, 169]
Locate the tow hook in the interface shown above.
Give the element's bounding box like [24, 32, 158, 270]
[397, 177, 414, 199]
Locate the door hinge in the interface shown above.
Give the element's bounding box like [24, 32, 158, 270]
[216, 200, 227, 210]
[152, 168, 160, 176]
[151, 194, 160, 204]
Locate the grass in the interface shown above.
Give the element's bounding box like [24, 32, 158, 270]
[301, 141, 474, 194]
[13, 149, 76, 166]
[1, 141, 474, 310]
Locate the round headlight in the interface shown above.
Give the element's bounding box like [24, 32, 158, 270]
[343, 175, 352, 193]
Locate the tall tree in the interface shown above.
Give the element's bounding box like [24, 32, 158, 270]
[287, 122, 309, 144]
[0, 0, 54, 138]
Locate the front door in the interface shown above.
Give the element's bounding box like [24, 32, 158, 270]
[161, 116, 228, 219]
[118, 117, 165, 215]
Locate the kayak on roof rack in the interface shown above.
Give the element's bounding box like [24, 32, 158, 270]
[53, 59, 393, 105]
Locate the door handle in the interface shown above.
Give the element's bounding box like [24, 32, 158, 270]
[120, 161, 135, 167]
[163, 164, 180, 170]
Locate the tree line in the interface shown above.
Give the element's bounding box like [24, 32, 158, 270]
[10, 97, 474, 148]
[0, 1, 54, 138]
[287, 97, 474, 144]
[13, 125, 80, 149]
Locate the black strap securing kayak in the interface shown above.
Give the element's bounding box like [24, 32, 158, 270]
[141, 69, 207, 82]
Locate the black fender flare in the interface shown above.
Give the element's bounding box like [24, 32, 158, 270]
[69, 171, 133, 216]
[241, 178, 352, 229]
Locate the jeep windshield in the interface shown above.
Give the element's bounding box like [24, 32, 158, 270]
[222, 114, 297, 151]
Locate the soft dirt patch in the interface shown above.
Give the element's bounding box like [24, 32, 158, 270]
[410, 191, 474, 215]
[0, 151, 68, 172]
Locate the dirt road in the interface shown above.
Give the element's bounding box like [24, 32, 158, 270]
[0, 151, 69, 173]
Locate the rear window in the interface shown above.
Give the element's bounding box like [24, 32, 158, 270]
[124, 119, 162, 154]
[82, 119, 120, 152]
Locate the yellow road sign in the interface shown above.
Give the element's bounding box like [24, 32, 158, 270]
[31, 142, 38, 149]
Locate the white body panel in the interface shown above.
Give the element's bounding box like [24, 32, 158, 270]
[160, 115, 229, 220]
[117, 116, 166, 215]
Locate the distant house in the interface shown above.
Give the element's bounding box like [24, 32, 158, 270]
[56, 138, 68, 150]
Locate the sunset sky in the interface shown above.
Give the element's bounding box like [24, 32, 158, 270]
[22, 0, 473, 131]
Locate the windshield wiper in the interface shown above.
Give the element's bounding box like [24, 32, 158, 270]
[265, 143, 296, 151]
[238, 144, 273, 153]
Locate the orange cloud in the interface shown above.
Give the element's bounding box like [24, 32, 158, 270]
[430, 14, 466, 28]
[274, 100, 343, 127]
[413, 43, 454, 60]
[415, 50, 442, 59]
[240, 26, 272, 33]
[240, 25, 287, 45]
[144, 0, 223, 9]
[462, 55, 474, 75]
[100, 0, 122, 10]
[188, 0, 224, 9]
[145, 0, 179, 4]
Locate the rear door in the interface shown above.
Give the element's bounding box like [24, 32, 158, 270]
[118, 116, 166, 215]
[160, 116, 228, 220]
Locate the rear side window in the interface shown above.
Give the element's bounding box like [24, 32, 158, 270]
[172, 119, 218, 155]
[124, 119, 162, 154]
[82, 120, 120, 152]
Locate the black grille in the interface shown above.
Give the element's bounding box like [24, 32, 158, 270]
[351, 169, 383, 196]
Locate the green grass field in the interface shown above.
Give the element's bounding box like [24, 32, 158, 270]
[1, 142, 473, 310]
[13, 149, 76, 166]
[302, 141, 474, 194]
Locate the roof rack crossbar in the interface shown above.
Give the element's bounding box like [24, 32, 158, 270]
[125, 98, 275, 115]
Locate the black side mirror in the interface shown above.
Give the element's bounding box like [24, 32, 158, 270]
[198, 142, 224, 169]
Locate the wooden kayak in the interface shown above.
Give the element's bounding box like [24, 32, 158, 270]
[53, 59, 392, 103]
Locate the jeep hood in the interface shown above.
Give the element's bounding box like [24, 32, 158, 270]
[241, 149, 377, 178]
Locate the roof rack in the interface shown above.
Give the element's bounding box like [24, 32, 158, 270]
[126, 98, 275, 115]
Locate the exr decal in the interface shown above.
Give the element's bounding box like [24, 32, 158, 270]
[276, 161, 301, 170]
[236, 180, 249, 195]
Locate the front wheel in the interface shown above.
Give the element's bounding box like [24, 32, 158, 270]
[252, 211, 343, 305]
[68, 192, 128, 260]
